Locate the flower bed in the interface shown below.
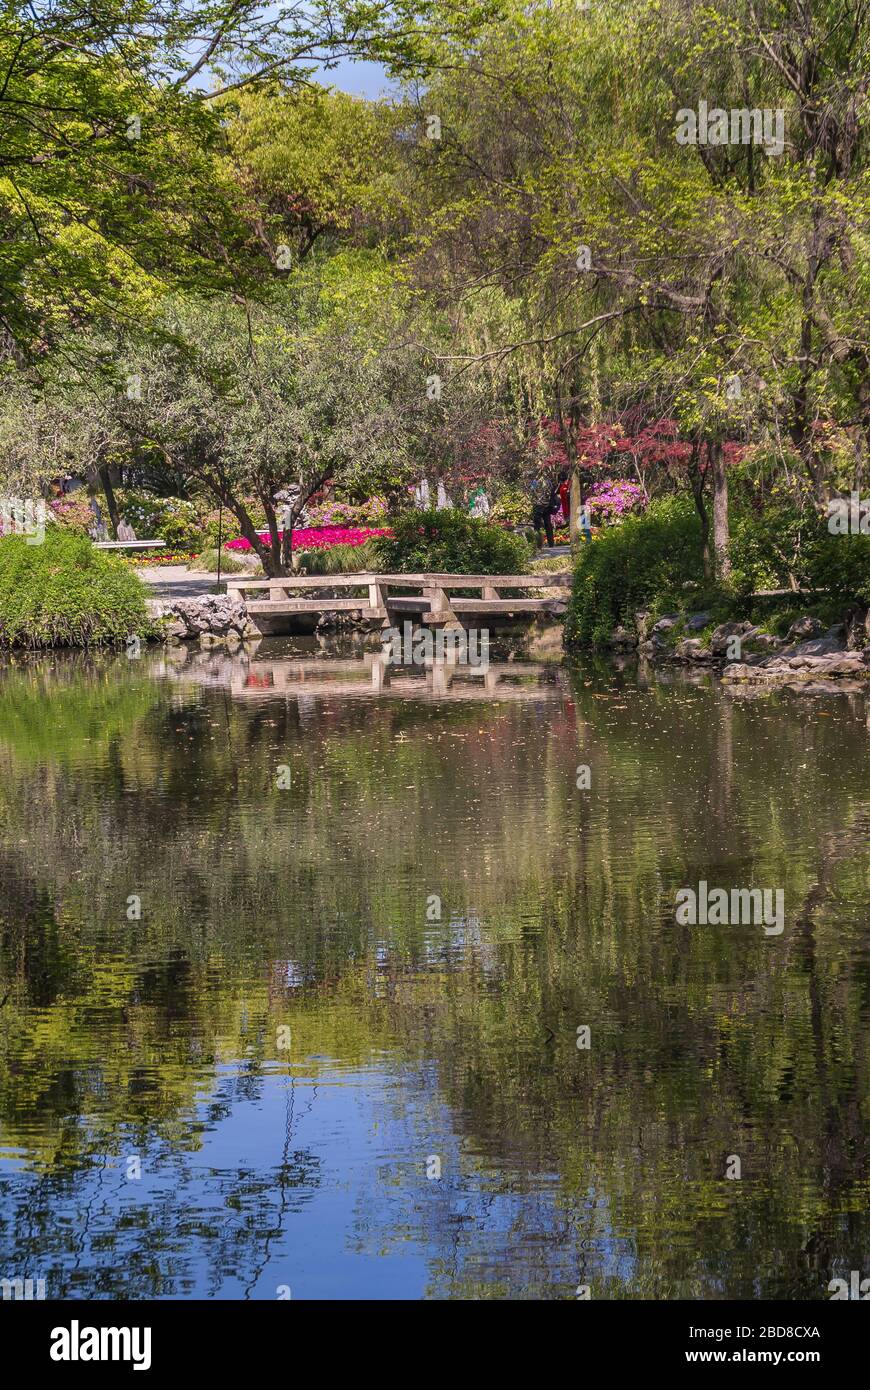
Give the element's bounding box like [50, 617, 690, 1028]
[225, 526, 390, 553]
[304, 497, 389, 527]
[124, 551, 197, 567]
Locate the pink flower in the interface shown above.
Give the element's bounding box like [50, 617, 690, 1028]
[225, 526, 391, 553]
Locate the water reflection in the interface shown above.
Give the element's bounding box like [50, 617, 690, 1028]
[0, 644, 868, 1299]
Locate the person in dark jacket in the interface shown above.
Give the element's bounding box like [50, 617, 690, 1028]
[531, 471, 566, 548]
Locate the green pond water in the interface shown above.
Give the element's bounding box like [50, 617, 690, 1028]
[0, 639, 868, 1300]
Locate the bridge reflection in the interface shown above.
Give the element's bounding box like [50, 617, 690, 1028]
[160, 647, 567, 703]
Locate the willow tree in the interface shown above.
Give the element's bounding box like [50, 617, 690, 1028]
[385, 0, 868, 566]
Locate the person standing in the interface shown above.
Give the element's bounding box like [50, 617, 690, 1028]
[557, 473, 570, 528]
[531, 473, 562, 548]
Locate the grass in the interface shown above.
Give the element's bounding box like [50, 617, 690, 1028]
[189, 547, 259, 575]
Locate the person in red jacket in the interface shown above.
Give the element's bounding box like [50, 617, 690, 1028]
[558, 474, 570, 527]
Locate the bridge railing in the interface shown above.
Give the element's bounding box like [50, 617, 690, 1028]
[225, 571, 573, 623]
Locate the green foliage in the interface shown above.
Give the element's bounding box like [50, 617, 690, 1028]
[564, 497, 705, 646]
[805, 531, 870, 606]
[296, 542, 381, 575]
[730, 494, 870, 606]
[374, 508, 531, 574]
[117, 492, 204, 553]
[727, 493, 819, 594]
[0, 530, 151, 648]
[189, 547, 253, 575]
[225, 86, 404, 244]
[490, 485, 531, 527]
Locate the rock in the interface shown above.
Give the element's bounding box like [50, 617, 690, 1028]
[652, 614, 680, 634]
[746, 632, 782, 651]
[710, 620, 756, 657]
[787, 628, 846, 662]
[823, 653, 867, 675]
[609, 626, 637, 648]
[786, 615, 824, 641]
[157, 593, 250, 643]
[845, 605, 869, 650]
[639, 634, 671, 656]
[676, 637, 713, 661]
[722, 620, 867, 685]
[684, 611, 712, 632]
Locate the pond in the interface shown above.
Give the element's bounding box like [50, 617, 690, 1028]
[0, 639, 868, 1300]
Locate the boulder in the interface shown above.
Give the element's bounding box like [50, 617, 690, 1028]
[652, 614, 680, 634]
[710, 620, 757, 657]
[786, 627, 847, 663]
[786, 614, 824, 642]
[639, 634, 671, 656]
[676, 637, 713, 662]
[684, 611, 712, 632]
[845, 605, 869, 650]
[157, 593, 252, 643]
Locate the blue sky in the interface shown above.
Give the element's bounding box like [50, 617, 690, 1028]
[317, 57, 394, 99]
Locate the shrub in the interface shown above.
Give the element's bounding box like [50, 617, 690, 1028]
[0, 529, 152, 648]
[374, 508, 531, 575]
[490, 485, 530, 528]
[727, 494, 818, 594]
[189, 547, 256, 574]
[804, 529, 870, 605]
[116, 491, 204, 553]
[296, 541, 381, 575]
[585, 478, 646, 525]
[48, 496, 95, 535]
[564, 496, 705, 646]
[305, 496, 389, 527]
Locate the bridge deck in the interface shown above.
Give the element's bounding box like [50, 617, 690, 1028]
[227, 571, 571, 625]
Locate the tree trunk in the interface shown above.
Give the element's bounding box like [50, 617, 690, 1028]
[710, 440, 731, 580]
[569, 468, 582, 544]
[98, 464, 120, 539]
[262, 498, 285, 577]
[688, 445, 712, 580]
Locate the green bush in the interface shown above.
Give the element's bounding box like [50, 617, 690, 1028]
[564, 496, 705, 646]
[804, 529, 870, 605]
[0, 529, 152, 648]
[727, 494, 819, 594]
[296, 542, 380, 575]
[374, 508, 531, 575]
[116, 491, 204, 553]
[490, 485, 531, 528]
[188, 547, 254, 574]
